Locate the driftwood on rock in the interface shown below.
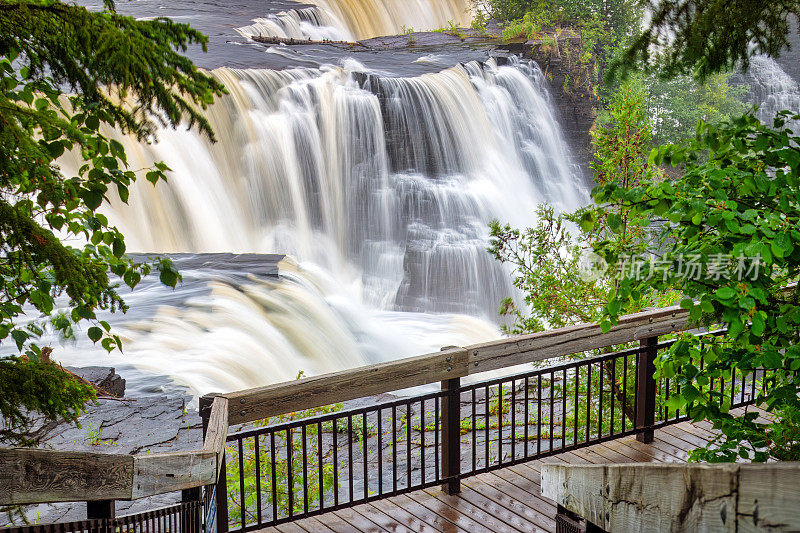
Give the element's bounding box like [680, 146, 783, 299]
[251, 35, 364, 47]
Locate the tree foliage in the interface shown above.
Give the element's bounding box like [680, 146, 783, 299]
[489, 80, 672, 333]
[0, 0, 225, 445]
[593, 112, 800, 461]
[646, 72, 750, 146]
[612, 0, 800, 81]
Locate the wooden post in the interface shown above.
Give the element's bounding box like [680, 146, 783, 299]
[636, 336, 658, 443]
[441, 377, 461, 495]
[200, 394, 229, 533]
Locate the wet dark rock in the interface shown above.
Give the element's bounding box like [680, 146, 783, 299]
[66, 366, 126, 398]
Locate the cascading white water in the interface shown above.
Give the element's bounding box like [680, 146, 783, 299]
[745, 56, 800, 129]
[235, 7, 352, 41]
[235, 0, 472, 41]
[56, 57, 586, 396]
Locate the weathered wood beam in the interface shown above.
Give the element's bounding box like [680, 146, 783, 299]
[202, 396, 229, 477]
[0, 448, 133, 505]
[541, 462, 800, 532]
[0, 397, 230, 505]
[224, 305, 689, 424]
[131, 450, 217, 499]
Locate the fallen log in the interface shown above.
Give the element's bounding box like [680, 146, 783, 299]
[251, 35, 364, 47]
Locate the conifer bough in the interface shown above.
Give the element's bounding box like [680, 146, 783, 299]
[0, 0, 225, 445]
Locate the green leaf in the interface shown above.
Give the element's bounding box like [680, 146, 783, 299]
[85, 115, 100, 130]
[715, 287, 737, 300]
[88, 327, 103, 343]
[112, 239, 126, 258]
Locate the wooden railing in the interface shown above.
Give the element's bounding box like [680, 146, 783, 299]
[0, 395, 229, 515]
[0, 301, 710, 528]
[220, 304, 690, 425]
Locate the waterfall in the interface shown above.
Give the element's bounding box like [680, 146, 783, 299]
[55, 57, 587, 396]
[235, 0, 473, 41]
[235, 7, 352, 41]
[745, 55, 800, 129]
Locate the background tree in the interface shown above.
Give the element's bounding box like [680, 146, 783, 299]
[0, 0, 225, 445]
[613, 0, 800, 81]
[646, 72, 750, 145]
[489, 78, 668, 334]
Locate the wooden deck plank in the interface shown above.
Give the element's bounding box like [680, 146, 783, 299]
[291, 516, 337, 532]
[447, 485, 540, 532]
[367, 497, 449, 533]
[422, 487, 523, 533]
[350, 502, 428, 533]
[462, 476, 553, 532]
[609, 437, 683, 462]
[332, 507, 389, 532]
[257, 420, 725, 533]
[402, 490, 497, 533]
[476, 471, 556, 522]
[274, 523, 308, 533]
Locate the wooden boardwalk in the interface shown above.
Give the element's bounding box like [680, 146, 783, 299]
[260, 419, 721, 533]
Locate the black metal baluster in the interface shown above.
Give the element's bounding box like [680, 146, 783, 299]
[562, 368, 567, 450]
[598, 364, 604, 437]
[574, 366, 579, 444]
[270, 432, 277, 522]
[348, 415, 353, 502]
[485, 385, 490, 467]
[363, 412, 368, 501]
[549, 371, 555, 452]
[511, 379, 516, 461]
[498, 383, 504, 465]
[287, 428, 293, 519]
[420, 400, 426, 484]
[238, 438, 245, 528]
[610, 360, 616, 435]
[586, 365, 592, 441]
[254, 436, 262, 525]
[622, 356, 628, 431]
[392, 405, 397, 491]
[524, 376, 529, 457]
[472, 388, 477, 471]
[406, 403, 411, 489]
[333, 421, 339, 507]
[377, 408, 383, 496]
[537, 375, 542, 456]
[302, 425, 308, 515]
[434, 397, 440, 480]
[317, 422, 323, 511]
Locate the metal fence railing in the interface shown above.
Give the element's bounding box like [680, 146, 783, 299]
[218, 330, 768, 532]
[2, 502, 203, 533]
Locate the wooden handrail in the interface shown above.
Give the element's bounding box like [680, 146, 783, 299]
[0, 396, 229, 505]
[222, 304, 690, 424]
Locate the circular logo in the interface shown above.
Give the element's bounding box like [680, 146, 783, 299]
[577, 250, 608, 282]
